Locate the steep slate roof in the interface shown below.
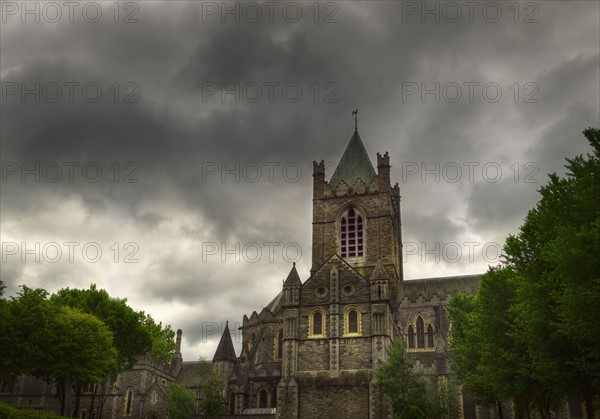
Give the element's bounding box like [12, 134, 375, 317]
[283, 262, 302, 286]
[176, 361, 206, 387]
[329, 130, 377, 189]
[212, 321, 237, 362]
[265, 290, 283, 313]
[398, 275, 481, 302]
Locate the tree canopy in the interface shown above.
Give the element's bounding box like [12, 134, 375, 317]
[0, 282, 176, 418]
[449, 127, 600, 418]
[376, 339, 460, 419]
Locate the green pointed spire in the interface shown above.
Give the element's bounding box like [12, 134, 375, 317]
[329, 130, 376, 189]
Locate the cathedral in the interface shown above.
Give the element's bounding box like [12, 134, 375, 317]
[211, 125, 481, 419]
[2, 124, 490, 418]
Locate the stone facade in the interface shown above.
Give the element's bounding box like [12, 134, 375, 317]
[211, 129, 481, 419]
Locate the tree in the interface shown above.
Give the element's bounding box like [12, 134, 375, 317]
[4, 286, 57, 381]
[0, 280, 15, 387]
[375, 339, 428, 418]
[166, 384, 195, 419]
[449, 268, 538, 418]
[50, 285, 152, 367]
[449, 127, 600, 418]
[141, 313, 176, 365]
[504, 127, 600, 418]
[50, 284, 175, 417]
[3, 287, 118, 416]
[198, 359, 225, 419]
[43, 307, 118, 416]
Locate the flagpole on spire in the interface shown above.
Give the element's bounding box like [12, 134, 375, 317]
[352, 109, 358, 131]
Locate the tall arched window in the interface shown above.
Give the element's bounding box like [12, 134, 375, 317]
[340, 207, 364, 258]
[271, 388, 277, 408]
[407, 325, 415, 348]
[416, 316, 425, 348]
[124, 387, 134, 415]
[348, 310, 358, 333]
[258, 388, 268, 409]
[229, 391, 235, 414]
[427, 324, 435, 347]
[309, 308, 326, 337]
[313, 312, 323, 335]
[275, 329, 283, 359]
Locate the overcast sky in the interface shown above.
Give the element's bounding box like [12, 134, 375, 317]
[1, 1, 598, 361]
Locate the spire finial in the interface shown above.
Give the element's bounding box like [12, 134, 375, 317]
[352, 109, 358, 131]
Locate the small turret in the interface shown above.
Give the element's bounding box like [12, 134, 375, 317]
[171, 329, 183, 376]
[282, 262, 302, 307]
[213, 321, 237, 380]
[213, 321, 237, 363]
[370, 259, 390, 301]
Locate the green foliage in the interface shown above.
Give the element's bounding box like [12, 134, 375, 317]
[50, 284, 175, 367]
[376, 340, 460, 419]
[166, 384, 195, 419]
[1, 283, 176, 417]
[3, 286, 57, 380]
[376, 340, 427, 415]
[45, 306, 119, 384]
[449, 127, 600, 418]
[50, 285, 152, 368]
[0, 402, 68, 419]
[198, 359, 226, 419]
[142, 313, 176, 365]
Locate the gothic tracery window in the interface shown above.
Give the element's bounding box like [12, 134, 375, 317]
[258, 388, 268, 409]
[340, 207, 364, 258]
[407, 325, 415, 348]
[275, 328, 283, 359]
[416, 316, 425, 348]
[427, 324, 435, 347]
[229, 391, 235, 414]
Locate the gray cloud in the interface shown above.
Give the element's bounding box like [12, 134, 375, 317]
[1, 0, 598, 360]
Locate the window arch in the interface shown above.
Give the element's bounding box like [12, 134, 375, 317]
[427, 324, 435, 347]
[313, 312, 323, 335]
[124, 387, 134, 415]
[271, 388, 277, 408]
[348, 310, 358, 333]
[274, 329, 283, 360]
[416, 316, 425, 348]
[229, 391, 235, 414]
[343, 306, 362, 336]
[340, 207, 364, 258]
[258, 388, 268, 409]
[407, 325, 415, 348]
[308, 308, 326, 337]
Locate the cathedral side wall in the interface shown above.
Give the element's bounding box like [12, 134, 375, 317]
[297, 375, 370, 419]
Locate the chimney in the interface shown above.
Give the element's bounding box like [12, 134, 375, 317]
[176, 329, 182, 355]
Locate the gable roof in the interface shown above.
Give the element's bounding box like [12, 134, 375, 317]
[329, 130, 377, 189]
[305, 252, 368, 286]
[370, 259, 389, 280]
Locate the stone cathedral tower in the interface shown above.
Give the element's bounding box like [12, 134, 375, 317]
[276, 127, 402, 419]
[210, 121, 480, 419]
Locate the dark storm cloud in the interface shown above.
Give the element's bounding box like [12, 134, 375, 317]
[1, 0, 598, 359]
